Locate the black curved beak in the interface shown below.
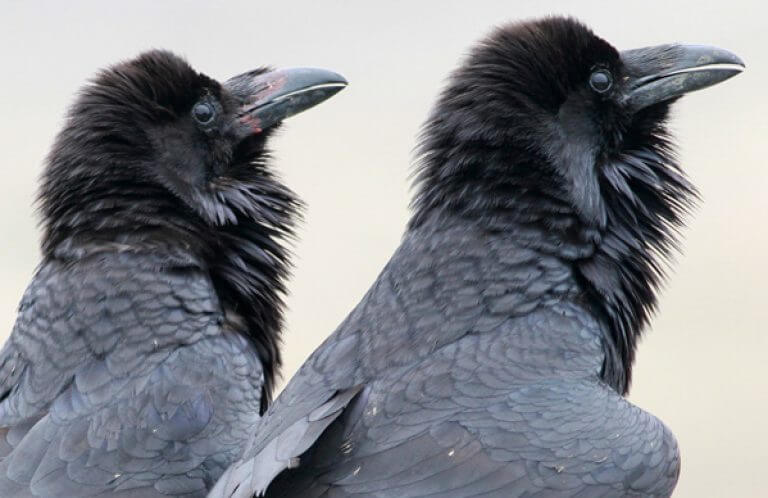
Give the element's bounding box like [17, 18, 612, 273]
[621, 44, 744, 110]
[225, 67, 347, 137]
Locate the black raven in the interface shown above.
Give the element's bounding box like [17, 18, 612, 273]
[211, 17, 743, 498]
[0, 51, 346, 497]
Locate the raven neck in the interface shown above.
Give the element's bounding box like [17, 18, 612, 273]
[40, 178, 204, 256]
[411, 187, 598, 261]
[410, 130, 694, 395]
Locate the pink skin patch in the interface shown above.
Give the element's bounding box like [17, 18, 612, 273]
[237, 73, 289, 135]
[252, 74, 287, 102]
[239, 114, 263, 135]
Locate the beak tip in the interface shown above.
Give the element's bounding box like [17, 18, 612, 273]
[711, 46, 746, 69]
[327, 71, 349, 87]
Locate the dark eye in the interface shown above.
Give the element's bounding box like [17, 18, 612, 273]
[192, 102, 215, 124]
[589, 69, 613, 93]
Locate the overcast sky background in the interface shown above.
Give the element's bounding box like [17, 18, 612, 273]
[0, 1, 764, 496]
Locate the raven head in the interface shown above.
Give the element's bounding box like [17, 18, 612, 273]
[41, 50, 346, 240]
[412, 17, 743, 393]
[38, 50, 346, 401]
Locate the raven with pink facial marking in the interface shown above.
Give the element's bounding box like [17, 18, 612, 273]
[0, 50, 346, 497]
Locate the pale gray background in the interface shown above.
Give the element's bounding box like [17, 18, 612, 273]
[0, 1, 764, 496]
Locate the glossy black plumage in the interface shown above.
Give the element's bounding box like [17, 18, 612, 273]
[0, 51, 344, 496]
[211, 16, 742, 498]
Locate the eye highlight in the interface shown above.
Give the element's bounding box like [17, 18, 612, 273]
[589, 69, 613, 93]
[192, 102, 215, 124]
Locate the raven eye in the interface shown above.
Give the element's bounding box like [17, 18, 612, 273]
[589, 69, 613, 93]
[192, 102, 215, 124]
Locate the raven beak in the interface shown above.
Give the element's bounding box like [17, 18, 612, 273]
[621, 44, 744, 110]
[225, 67, 347, 137]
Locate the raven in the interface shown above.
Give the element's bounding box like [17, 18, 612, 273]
[211, 17, 743, 498]
[0, 51, 346, 497]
